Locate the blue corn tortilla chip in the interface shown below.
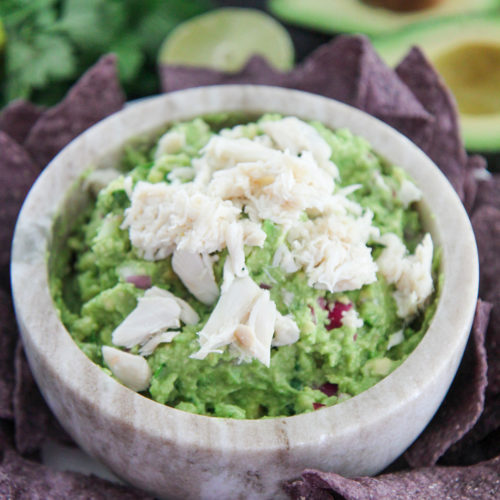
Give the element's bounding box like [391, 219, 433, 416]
[471, 205, 500, 397]
[294, 36, 434, 145]
[13, 340, 52, 455]
[2, 415, 147, 499]
[0, 100, 45, 146]
[0, 131, 39, 283]
[463, 155, 489, 215]
[473, 172, 500, 213]
[285, 478, 332, 500]
[13, 340, 74, 455]
[396, 47, 467, 200]
[24, 54, 125, 169]
[286, 456, 500, 499]
[335, 37, 433, 146]
[0, 446, 154, 500]
[160, 55, 288, 93]
[442, 396, 500, 466]
[404, 300, 491, 468]
[160, 35, 434, 148]
[473, 205, 500, 302]
[0, 289, 17, 419]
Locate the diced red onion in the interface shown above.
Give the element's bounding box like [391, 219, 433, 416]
[326, 301, 352, 330]
[308, 304, 317, 324]
[317, 297, 328, 309]
[126, 275, 152, 289]
[313, 402, 325, 410]
[319, 382, 338, 397]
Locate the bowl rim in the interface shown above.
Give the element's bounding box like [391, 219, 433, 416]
[11, 84, 478, 456]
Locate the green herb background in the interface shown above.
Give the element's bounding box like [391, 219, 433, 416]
[0, 0, 213, 107]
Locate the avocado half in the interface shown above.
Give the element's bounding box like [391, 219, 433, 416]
[373, 14, 500, 152]
[268, 0, 500, 36]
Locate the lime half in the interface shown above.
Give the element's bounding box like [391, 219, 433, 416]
[158, 8, 294, 72]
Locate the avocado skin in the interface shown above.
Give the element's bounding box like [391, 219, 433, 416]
[268, 0, 500, 36]
[363, 0, 443, 12]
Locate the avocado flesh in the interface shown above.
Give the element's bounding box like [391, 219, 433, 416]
[434, 43, 500, 116]
[268, 0, 500, 36]
[373, 15, 500, 152]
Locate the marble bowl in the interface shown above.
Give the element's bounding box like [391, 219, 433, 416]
[11, 86, 478, 499]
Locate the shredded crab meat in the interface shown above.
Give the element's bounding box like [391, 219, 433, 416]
[102, 346, 151, 392]
[119, 116, 432, 365]
[377, 233, 434, 318]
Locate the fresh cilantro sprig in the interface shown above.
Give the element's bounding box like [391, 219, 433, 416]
[0, 0, 213, 107]
[0, 0, 76, 104]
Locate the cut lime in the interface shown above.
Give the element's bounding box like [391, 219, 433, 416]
[158, 8, 294, 72]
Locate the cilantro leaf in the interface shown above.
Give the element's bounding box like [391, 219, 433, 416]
[0, 0, 213, 106]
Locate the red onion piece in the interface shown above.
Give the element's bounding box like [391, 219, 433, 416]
[125, 275, 152, 289]
[319, 382, 338, 397]
[326, 302, 352, 330]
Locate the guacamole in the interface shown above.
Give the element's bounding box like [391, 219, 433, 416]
[50, 114, 440, 419]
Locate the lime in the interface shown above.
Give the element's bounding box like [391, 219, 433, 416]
[158, 8, 294, 72]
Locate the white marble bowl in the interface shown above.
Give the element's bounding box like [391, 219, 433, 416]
[11, 86, 478, 499]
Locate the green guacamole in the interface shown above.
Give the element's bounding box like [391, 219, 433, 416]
[50, 114, 441, 419]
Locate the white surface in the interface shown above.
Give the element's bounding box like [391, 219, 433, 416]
[42, 440, 122, 484]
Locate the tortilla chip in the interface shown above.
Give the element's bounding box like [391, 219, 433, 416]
[442, 395, 500, 466]
[13, 340, 52, 455]
[0, 100, 45, 146]
[292, 36, 368, 107]
[463, 155, 488, 214]
[0, 289, 18, 419]
[24, 54, 125, 168]
[473, 172, 500, 213]
[472, 395, 500, 448]
[295, 36, 433, 132]
[287, 456, 500, 499]
[396, 47, 467, 200]
[160, 36, 434, 148]
[284, 478, 332, 500]
[0, 420, 15, 463]
[13, 340, 75, 455]
[160, 55, 287, 93]
[473, 205, 500, 300]
[472, 204, 500, 400]
[405, 299, 490, 468]
[0, 447, 154, 499]
[341, 37, 433, 146]
[0, 132, 39, 281]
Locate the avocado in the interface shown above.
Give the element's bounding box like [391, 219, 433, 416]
[268, 0, 500, 37]
[373, 14, 500, 152]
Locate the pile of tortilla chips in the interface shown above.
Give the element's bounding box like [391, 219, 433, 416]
[1, 36, 499, 498]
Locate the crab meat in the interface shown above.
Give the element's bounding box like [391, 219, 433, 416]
[191, 276, 278, 366]
[145, 286, 199, 325]
[225, 222, 247, 278]
[155, 130, 186, 159]
[172, 250, 219, 305]
[112, 293, 181, 348]
[102, 346, 151, 392]
[272, 313, 300, 346]
[139, 331, 180, 356]
[260, 117, 339, 178]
